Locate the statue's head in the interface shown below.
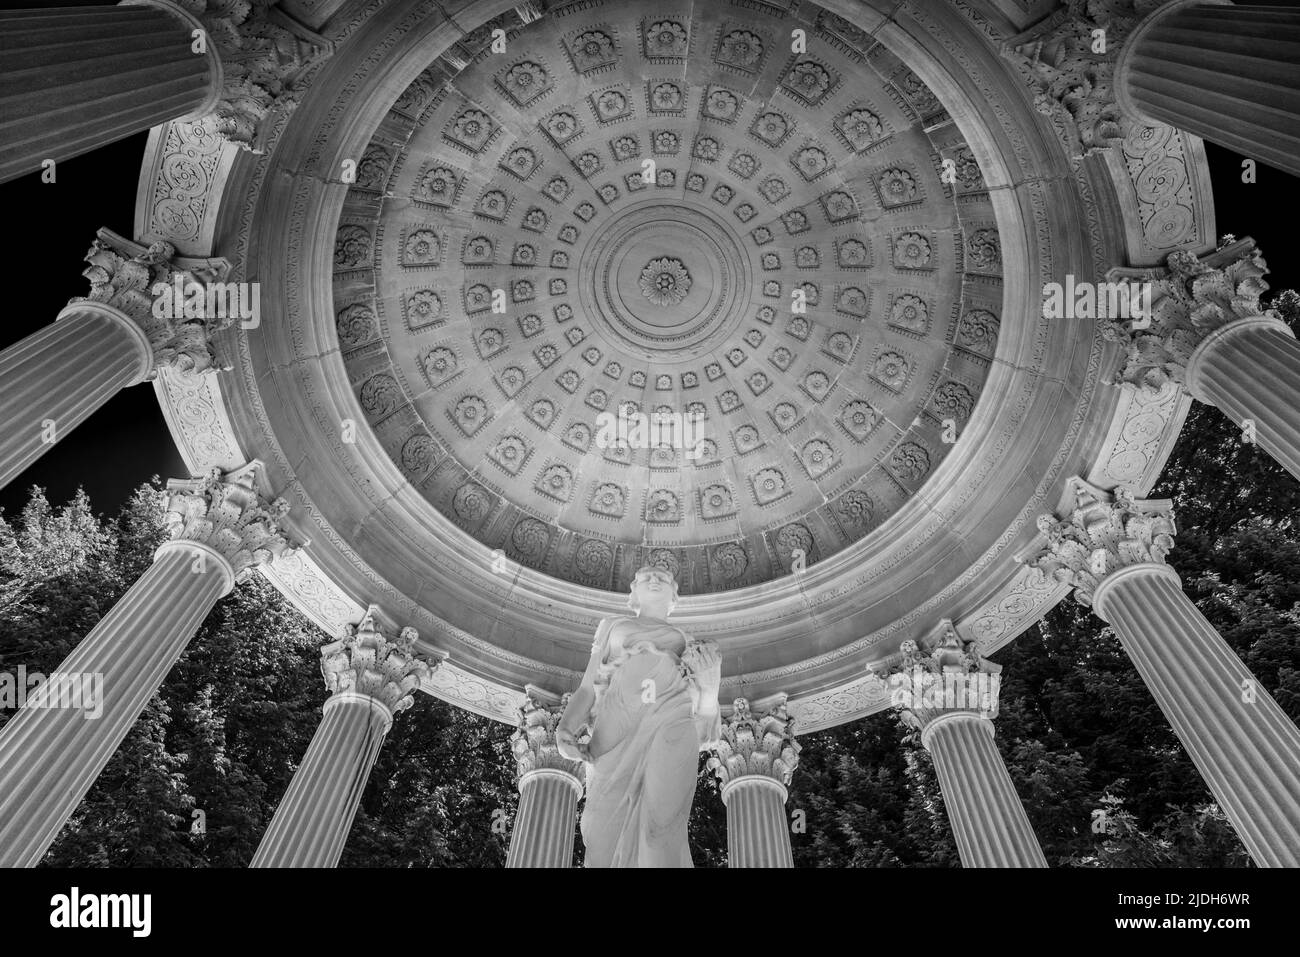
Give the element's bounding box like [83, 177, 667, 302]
[628, 564, 679, 616]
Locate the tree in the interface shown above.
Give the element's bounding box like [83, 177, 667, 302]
[0, 481, 521, 867]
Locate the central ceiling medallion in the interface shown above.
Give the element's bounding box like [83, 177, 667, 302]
[639, 257, 691, 307]
[579, 201, 750, 363]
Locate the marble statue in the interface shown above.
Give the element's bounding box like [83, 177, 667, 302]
[556, 565, 722, 867]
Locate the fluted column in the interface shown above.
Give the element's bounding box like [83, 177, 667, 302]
[1114, 1, 1300, 177]
[0, 462, 296, 867]
[0, 2, 218, 183]
[0, 1, 329, 182]
[505, 687, 584, 868]
[1027, 478, 1300, 867]
[0, 228, 230, 492]
[250, 607, 433, 868]
[0, 303, 150, 489]
[1105, 239, 1300, 481]
[885, 623, 1046, 868]
[1185, 317, 1300, 479]
[925, 714, 1047, 868]
[1003, 0, 1300, 168]
[708, 695, 801, 868]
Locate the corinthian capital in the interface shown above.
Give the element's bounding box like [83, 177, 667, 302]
[882, 621, 1002, 732]
[1103, 238, 1283, 395]
[509, 686, 584, 782]
[164, 0, 333, 150]
[1023, 478, 1176, 606]
[1001, 0, 1166, 154]
[78, 228, 233, 376]
[161, 461, 299, 579]
[708, 695, 801, 788]
[195, 0, 335, 149]
[320, 605, 434, 719]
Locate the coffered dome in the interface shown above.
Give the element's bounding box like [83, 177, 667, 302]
[333, 4, 1000, 594]
[147, 0, 1210, 727]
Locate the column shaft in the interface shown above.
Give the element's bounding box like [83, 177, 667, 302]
[506, 769, 581, 868]
[1116, 3, 1300, 175]
[1186, 318, 1300, 480]
[0, 541, 230, 867]
[1096, 564, 1300, 867]
[0, 303, 151, 491]
[250, 695, 389, 868]
[723, 778, 793, 868]
[925, 714, 1048, 868]
[0, 3, 219, 183]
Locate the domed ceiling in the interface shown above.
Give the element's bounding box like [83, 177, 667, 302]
[332, 2, 1002, 594]
[147, 0, 1212, 722]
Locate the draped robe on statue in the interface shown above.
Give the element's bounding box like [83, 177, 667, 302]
[580, 616, 721, 868]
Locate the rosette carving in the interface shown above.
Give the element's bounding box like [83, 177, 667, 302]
[510, 517, 552, 565]
[574, 539, 614, 578]
[639, 257, 692, 307]
[713, 542, 749, 581]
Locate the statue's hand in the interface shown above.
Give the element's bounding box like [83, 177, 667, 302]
[684, 641, 722, 694]
[556, 726, 590, 764]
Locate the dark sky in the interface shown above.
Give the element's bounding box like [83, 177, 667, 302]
[0, 0, 1295, 518]
[0, 127, 184, 517]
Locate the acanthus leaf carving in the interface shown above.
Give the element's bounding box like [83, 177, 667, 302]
[707, 695, 801, 787]
[320, 604, 437, 719]
[161, 460, 300, 579]
[184, 0, 335, 151]
[509, 689, 585, 781]
[1103, 238, 1283, 395]
[1000, 0, 1165, 155]
[1023, 478, 1176, 607]
[78, 228, 233, 376]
